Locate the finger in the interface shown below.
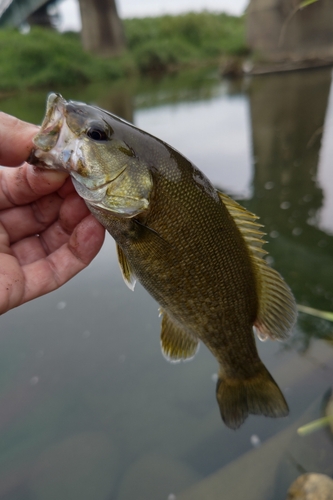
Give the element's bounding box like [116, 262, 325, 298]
[38, 193, 91, 255]
[0, 112, 39, 166]
[0, 253, 25, 314]
[0, 164, 68, 210]
[0, 220, 10, 254]
[0, 192, 63, 244]
[10, 193, 90, 262]
[21, 215, 105, 304]
[65, 214, 105, 266]
[57, 176, 76, 198]
[11, 235, 47, 266]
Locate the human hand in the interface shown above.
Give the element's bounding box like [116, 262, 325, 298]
[0, 111, 105, 314]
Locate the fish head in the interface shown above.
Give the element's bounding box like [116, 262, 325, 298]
[31, 93, 153, 217]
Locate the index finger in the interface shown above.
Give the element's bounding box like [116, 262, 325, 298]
[0, 163, 69, 210]
[0, 112, 39, 166]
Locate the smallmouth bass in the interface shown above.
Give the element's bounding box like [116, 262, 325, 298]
[30, 93, 297, 429]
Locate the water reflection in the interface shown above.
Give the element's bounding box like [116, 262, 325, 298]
[136, 86, 253, 198]
[0, 68, 333, 499]
[245, 68, 333, 349]
[318, 86, 333, 236]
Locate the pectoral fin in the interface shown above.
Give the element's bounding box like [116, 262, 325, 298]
[160, 309, 199, 362]
[218, 191, 297, 340]
[116, 244, 136, 291]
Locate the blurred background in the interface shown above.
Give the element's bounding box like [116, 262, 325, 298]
[0, 1, 333, 499]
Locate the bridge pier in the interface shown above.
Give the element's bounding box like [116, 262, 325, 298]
[78, 0, 125, 56]
[246, 0, 333, 72]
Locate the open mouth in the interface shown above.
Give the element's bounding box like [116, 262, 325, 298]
[33, 93, 67, 152]
[30, 93, 81, 172]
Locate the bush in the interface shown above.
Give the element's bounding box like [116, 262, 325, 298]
[0, 28, 132, 91]
[132, 37, 198, 73]
[125, 12, 248, 63]
[0, 12, 247, 91]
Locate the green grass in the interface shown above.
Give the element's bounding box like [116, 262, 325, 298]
[0, 12, 247, 91]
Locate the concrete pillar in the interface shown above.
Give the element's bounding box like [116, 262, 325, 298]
[78, 0, 125, 56]
[246, 0, 333, 71]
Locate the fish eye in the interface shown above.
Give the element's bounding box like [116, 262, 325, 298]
[86, 123, 109, 141]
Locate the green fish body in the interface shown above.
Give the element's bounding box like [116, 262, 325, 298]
[30, 93, 297, 429]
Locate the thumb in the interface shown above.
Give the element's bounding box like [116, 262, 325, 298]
[0, 112, 39, 167]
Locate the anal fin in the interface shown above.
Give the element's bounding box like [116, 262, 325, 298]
[160, 309, 199, 362]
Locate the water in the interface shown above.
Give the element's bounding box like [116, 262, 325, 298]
[0, 67, 333, 499]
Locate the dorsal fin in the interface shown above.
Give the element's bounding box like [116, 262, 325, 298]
[217, 191, 297, 340]
[218, 192, 268, 258]
[159, 308, 199, 362]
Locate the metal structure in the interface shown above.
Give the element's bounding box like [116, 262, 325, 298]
[0, 0, 125, 56]
[0, 0, 53, 27]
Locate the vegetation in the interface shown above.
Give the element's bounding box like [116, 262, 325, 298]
[0, 29, 132, 91]
[125, 12, 247, 72]
[0, 12, 247, 92]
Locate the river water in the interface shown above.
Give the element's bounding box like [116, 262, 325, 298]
[0, 67, 333, 499]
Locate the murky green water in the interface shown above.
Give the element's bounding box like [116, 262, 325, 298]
[0, 67, 333, 499]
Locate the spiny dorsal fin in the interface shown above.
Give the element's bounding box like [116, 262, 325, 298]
[116, 244, 136, 291]
[217, 191, 297, 340]
[218, 191, 268, 259]
[159, 308, 199, 362]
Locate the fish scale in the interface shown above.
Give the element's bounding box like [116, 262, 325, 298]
[30, 93, 297, 429]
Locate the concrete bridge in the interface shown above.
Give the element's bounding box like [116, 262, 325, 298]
[2, 0, 333, 69]
[0, 0, 54, 27]
[0, 0, 126, 55]
[246, 0, 333, 72]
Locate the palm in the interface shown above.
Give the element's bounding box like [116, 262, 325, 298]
[0, 164, 104, 314]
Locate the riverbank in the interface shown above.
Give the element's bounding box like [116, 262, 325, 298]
[0, 12, 247, 92]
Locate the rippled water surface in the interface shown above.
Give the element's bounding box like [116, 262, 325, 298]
[0, 67, 333, 499]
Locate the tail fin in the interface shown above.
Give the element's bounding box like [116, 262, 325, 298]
[216, 363, 289, 430]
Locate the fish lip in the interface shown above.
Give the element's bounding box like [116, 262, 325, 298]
[41, 93, 66, 133]
[44, 93, 66, 125]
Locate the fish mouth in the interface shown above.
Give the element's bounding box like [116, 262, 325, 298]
[31, 94, 90, 179]
[30, 93, 76, 172]
[33, 93, 66, 153]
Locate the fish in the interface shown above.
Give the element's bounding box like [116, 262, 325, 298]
[30, 93, 297, 429]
